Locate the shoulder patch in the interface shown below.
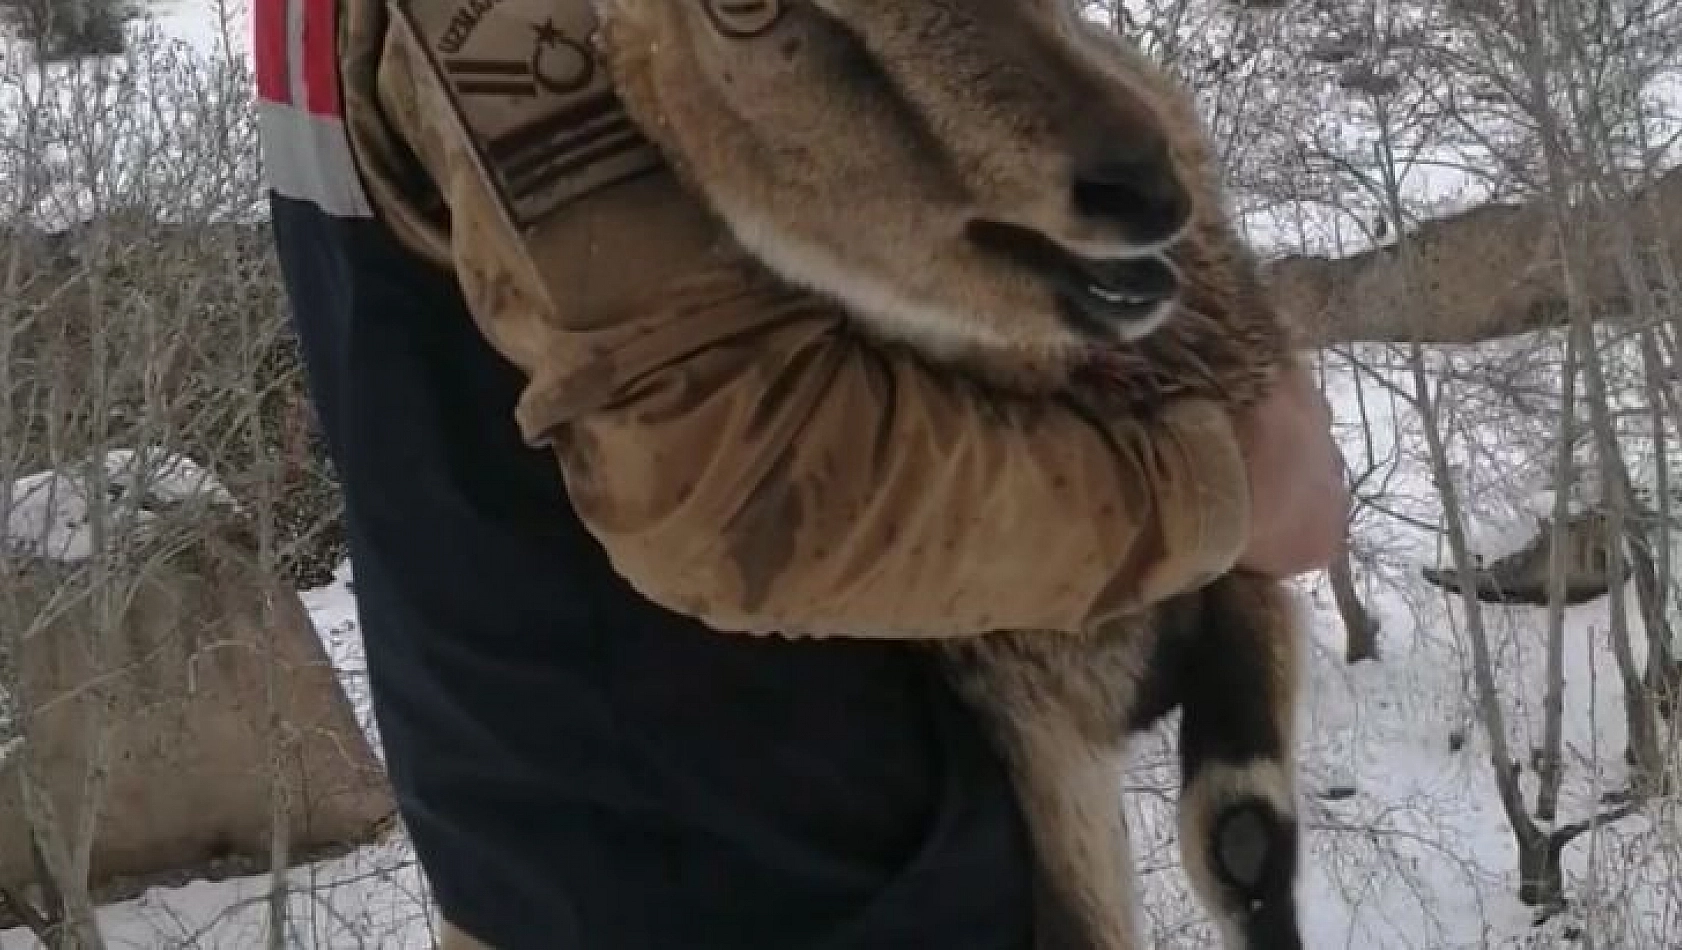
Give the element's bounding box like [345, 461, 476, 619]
[392, 0, 663, 229]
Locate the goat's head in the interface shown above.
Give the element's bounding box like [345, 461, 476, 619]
[598, 0, 1220, 355]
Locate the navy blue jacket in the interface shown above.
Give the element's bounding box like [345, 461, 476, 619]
[258, 1, 1037, 946]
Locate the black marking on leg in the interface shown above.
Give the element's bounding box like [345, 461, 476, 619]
[1211, 799, 1302, 950]
[1176, 602, 1286, 773]
[1248, 892, 1305, 950]
[1173, 579, 1305, 949]
[1125, 596, 1202, 734]
[1213, 801, 1272, 891]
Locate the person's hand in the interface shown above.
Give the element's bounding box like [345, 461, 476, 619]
[1234, 361, 1350, 578]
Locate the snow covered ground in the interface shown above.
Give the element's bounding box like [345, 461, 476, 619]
[1128, 337, 1678, 949]
[6, 332, 1676, 949]
[3, 1, 1679, 947]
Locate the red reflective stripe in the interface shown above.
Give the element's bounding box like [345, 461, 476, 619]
[254, 0, 291, 104]
[302, 0, 342, 117]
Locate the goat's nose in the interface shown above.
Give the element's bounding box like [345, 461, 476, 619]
[1070, 143, 1193, 248]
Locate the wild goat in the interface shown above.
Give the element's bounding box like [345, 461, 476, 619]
[594, 1, 1308, 947]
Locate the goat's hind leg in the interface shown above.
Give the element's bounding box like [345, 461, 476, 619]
[942, 627, 1154, 950]
[1173, 574, 1305, 950]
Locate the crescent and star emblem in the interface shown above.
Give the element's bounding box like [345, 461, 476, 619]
[530, 18, 594, 96]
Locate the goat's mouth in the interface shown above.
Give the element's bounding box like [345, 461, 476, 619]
[966, 218, 1178, 341]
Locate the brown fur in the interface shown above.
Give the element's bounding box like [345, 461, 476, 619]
[595, 2, 1307, 947]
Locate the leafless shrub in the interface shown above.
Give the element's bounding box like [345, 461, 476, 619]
[0, 11, 389, 949]
[0, 0, 137, 64]
[1102, 0, 1682, 942]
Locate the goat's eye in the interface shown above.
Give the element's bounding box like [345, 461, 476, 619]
[704, 0, 788, 38]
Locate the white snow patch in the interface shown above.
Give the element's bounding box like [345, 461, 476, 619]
[3, 448, 240, 562]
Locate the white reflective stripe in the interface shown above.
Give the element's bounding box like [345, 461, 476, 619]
[258, 101, 374, 219]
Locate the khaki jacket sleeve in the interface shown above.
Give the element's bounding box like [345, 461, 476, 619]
[358, 15, 1252, 640]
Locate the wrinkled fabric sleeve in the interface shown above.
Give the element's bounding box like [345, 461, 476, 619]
[542, 298, 1253, 639]
[367, 29, 1253, 641]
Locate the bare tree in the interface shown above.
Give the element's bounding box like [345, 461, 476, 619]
[1234, 0, 1677, 914]
[0, 0, 135, 63]
[1, 13, 373, 948]
[1459, 0, 1674, 793]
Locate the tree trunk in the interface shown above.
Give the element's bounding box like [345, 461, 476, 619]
[1536, 332, 1578, 824]
[1515, 0, 1666, 797]
[1410, 338, 1558, 905]
[1365, 73, 1553, 905]
[1329, 543, 1381, 662]
[28, 832, 67, 950]
[1628, 534, 1680, 718]
[20, 771, 108, 950]
[1593, 202, 1681, 728]
[1514, 811, 1564, 909]
[1550, 10, 1682, 732]
[1574, 318, 1666, 795]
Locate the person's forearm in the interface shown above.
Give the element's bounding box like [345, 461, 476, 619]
[538, 283, 1252, 639]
